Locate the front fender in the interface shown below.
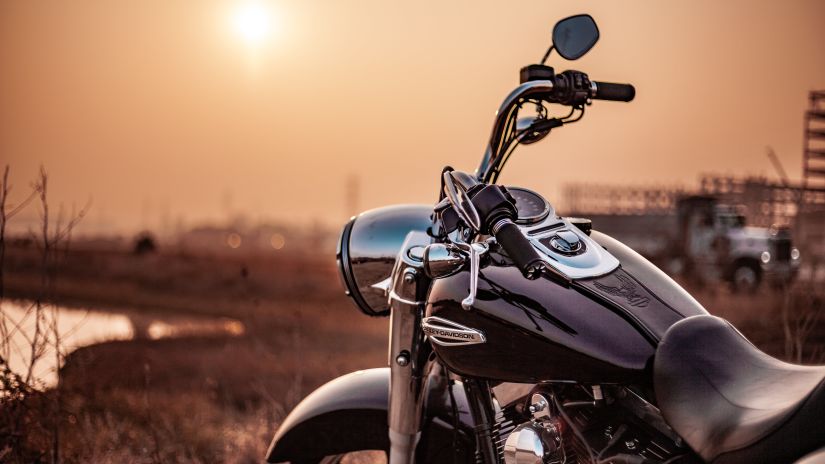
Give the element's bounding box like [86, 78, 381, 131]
[266, 367, 475, 463]
[266, 368, 390, 463]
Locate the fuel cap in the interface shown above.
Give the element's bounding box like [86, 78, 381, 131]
[547, 229, 583, 255]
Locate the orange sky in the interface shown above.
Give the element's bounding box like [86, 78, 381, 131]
[2, 0, 824, 234]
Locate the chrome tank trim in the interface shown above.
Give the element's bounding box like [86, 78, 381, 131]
[519, 216, 620, 279]
[422, 316, 486, 346]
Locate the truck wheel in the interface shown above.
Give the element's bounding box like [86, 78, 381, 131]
[732, 263, 760, 293]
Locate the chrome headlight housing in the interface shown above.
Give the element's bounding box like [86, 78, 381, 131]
[337, 204, 432, 316]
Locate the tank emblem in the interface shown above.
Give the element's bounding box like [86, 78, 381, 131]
[421, 316, 486, 346]
[593, 274, 650, 307]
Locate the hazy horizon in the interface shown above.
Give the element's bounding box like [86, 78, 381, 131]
[3, 0, 825, 234]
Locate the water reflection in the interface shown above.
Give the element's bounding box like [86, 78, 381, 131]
[1, 300, 245, 387]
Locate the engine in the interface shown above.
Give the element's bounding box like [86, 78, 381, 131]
[501, 393, 564, 464]
[495, 385, 689, 464]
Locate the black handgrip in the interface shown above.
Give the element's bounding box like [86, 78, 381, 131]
[493, 219, 545, 280]
[593, 81, 635, 102]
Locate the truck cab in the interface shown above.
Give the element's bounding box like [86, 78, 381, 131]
[679, 196, 800, 292]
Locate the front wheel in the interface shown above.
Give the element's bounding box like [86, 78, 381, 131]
[314, 451, 386, 464]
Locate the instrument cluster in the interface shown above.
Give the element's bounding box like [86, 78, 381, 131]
[507, 187, 554, 225]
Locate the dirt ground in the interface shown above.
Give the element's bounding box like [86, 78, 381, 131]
[1, 241, 823, 463]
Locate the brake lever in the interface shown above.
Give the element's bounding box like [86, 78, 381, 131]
[452, 240, 488, 310]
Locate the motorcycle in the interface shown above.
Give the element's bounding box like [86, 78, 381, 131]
[266, 15, 825, 464]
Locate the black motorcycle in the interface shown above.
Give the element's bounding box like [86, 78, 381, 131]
[266, 15, 825, 464]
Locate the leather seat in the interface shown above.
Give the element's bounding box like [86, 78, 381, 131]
[654, 315, 825, 463]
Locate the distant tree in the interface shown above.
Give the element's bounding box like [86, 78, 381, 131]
[133, 231, 158, 255]
[0, 165, 37, 299]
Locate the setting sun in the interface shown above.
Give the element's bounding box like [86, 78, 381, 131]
[232, 2, 274, 45]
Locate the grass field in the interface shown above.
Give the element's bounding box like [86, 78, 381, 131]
[2, 242, 388, 463]
[1, 240, 823, 463]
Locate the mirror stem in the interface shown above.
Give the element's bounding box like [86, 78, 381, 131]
[540, 45, 555, 65]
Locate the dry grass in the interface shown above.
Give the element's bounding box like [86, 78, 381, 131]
[3, 241, 388, 463]
[678, 280, 825, 363]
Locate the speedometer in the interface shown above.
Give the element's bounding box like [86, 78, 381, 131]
[507, 187, 553, 225]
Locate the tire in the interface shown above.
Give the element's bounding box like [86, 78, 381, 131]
[731, 263, 760, 293]
[308, 451, 387, 464]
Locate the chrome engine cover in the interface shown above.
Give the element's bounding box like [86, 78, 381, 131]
[503, 422, 561, 464]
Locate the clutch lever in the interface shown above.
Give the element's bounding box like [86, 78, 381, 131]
[443, 170, 482, 233]
[454, 241, 488, 310]
[439, 170, 495, 309]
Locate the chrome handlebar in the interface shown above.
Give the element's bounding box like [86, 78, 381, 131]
[476, 79, 555, 183]
[475, 76, 634, 183]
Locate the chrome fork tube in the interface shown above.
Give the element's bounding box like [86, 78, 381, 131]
[388, 232, 431, 464]
[388, 301, 425, 463]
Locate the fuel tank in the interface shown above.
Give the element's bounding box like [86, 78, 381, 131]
[426, 230, 708, 384]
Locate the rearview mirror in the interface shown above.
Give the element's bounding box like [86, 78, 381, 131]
[552, 14, 599, 60]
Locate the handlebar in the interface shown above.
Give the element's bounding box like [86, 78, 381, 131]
[592, 81, 635, 102]
[477, 71, 635, 182]
[550, 70, 635, 106]
[491, 218, 545, 280]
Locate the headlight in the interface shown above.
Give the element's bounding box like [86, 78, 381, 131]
[337, 205, 432, 317]
[791, 248, 800, 260]
[761, 251, 771, 264]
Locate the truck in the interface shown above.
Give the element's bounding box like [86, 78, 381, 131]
[574, 195, 800, 292]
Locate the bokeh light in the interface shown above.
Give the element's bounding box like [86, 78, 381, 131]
[270, 233, 285, 250]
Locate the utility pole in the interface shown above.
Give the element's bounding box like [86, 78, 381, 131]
[345, 174, 359, 220]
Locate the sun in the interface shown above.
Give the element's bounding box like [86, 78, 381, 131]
[232, 2, 274, 46]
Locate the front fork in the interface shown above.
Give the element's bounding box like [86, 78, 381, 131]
[387, 231, 431, 464]
[387, 231, 498, 464]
